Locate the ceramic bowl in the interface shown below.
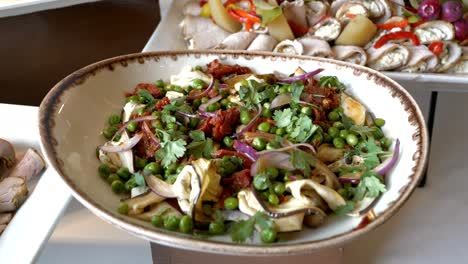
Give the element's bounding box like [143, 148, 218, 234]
[39, 51, 428, 256]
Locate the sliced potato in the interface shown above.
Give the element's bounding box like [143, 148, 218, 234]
[208, 0, 242, 33]
[335, 15, 377, 47]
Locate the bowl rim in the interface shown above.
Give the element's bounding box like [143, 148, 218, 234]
[38, 50, 429, 256]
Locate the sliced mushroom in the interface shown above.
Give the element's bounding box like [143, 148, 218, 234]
[399, 45, 439, 73]
[309, 18, 342, 41]
[181, 15, 231, 50]
[247, 34, 278, 52]
[8, 148, 45, 182]
[281, 0, 308, 29]
[273, 39, 304, 55]
[446, 47, 468, 74]
[414, 21, 455, 45]
[332, 45, 368, 65]
[0, 213, 12, 225]
[316, 144, 345, 164]
[367, 43, 410, 71]
[125, 191, 165, 216]
[436, 41, 463, 73]
[134, 201, 182, 221]
[305, 1, 329, 27]
[0, 139, 15, 175]
[335, 2, 369, 24]
[286, 179, 346, 211]
[341, 93, 367, 126]
[215, 31, 258, 50]
[297, 36, 334, 58]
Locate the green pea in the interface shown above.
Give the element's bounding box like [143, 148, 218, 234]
[111, 180, 125, 194]
[124, 178, 137, 192]
[311, 132, 323, 145]
[371, 127, 384, 139]
[374, 118, 386, 127]
[266, 141, 281, 150]
[165, 163, 178, 175]
[173, 85, 184, 93]
[224, 197, 239, 210]
[323, 133, 332, 143]
[380, 137, 392, 149]
[328, 127, 339, 138]
[192, 79, 205, 90]
[223, 136, 234, 148]
[102, 126, 118, 139]
[163, 215, 180, 231]
[106, 174, 120, 184]
[166, 122, 178, 130]
[152, 111, 161, 117]
[126, 121, 138, 132]
[207, 102, 220, 112]
[333, 121, 345, 130]
[138, 96, 146, 103]
[240, 110, 252, 125]
[151, 214, 164, 227]
[333, 137, 345, 149]
[117, 202, 129, 215]
[108, 114, 121, 125]
[261, 228, 277, 243]
[265, 167, 279, 180]
[257, 122, 271, 133]
[285, 125, 294, 134]
[152, 120, 163, 129]
[201, 97, 209, 104]
[253, 174, 269, 191]
[278, 87, 288, 94]
[127, 95, 139, 103]
[208, 222, 225, 235]
[179, 215, 194, 233]
[193, 99, 202, 109]
[144, 162, 161, 175]
[227, 102, 237, 109]
[268, 127, 277, 134]
[261, 108, 272, 118]
[135, 157, 148, 170]
[328, 111, 340, 121]
[98, 164, 111, 179]
[117, 167, 131, 181]
[136, 108, 145, 116]
[275, 128, 285, 136]
[273, 182, 285, 195]
[189, 118, 199, 128]
[252, 137, 266, 151]
[339, 129, 349, 139]
[301, 107, 312, 116]
[155, 79, 165, 88]
[268, 193, 279, 206]
[346, 134, 359, 146]
[219, 89, 230, 98]
[220, 98, 230, 108]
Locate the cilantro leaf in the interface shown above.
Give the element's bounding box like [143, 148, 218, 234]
[187, 130, 213, 159]
[155, 130, 187, 168]
[289, 149, 315, 176]
[334, 201, 355, 215]
[161, 112, 176, 124]
[359, 137, 384, 170]
[189, 130, 205, 141]
[257, 86, 277, 103]
[318, 76, 345, 91]
[137, 89, 156, 111]
[273, 108, 293, 128]
[289, 115, 317, 143]
[361, 173, 387, 197]
[134, 172, 146, 187]
[254, 212, 274, 230]
[229, 212, 273, 243]
[290, 82, 304, 104]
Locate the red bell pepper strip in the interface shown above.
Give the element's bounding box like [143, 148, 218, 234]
[231, 8, 261, 24]
[228, 8, 249, 24]
[374, 31, 420, 48]
[345, 13, 357, 19]
[377, 19, 409, 30]
[428, 41, 444, 56]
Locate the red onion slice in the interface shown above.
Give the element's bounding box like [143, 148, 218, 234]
[374, 139, 400, 176]
[250, 152, 294, 176]
[232, 105, 263, 138]
[233, 140, 259, 161]
[258, 143, 316, 154]
[111, 115, 159, 141]
[100, 133, 143, 153]
[175, 111, 208, 119]
[270, 93, 292, 109]
[188, 75, 214, 100]
[338, 177, 360, 185]
[142, 122, 160, 147]
[199, 95, 222, 111]
[278, 68, 324, 84]
[218, 83, 228, 89]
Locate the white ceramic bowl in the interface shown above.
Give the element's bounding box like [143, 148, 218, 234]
[39, 51, 428, 256]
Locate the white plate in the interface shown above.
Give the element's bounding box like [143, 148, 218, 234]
[0, 104, 72, 263]
[0, 0, 97, 18]
[146, 0, 468, 91]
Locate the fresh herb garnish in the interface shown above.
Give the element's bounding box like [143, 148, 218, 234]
[334, 201, 355, 215]
[230, 212, 274, 243]
[137, 89, 156, 111]
[290, 82, 304, 104]
[273, 108, 293, 128]
[239, 79, 273, 109]
[318, 76, 346, 91]
[289, 115, 317, 143]
[187, 130, 214, 159]
[134, 172, 146, 187]
[155, 130, 187, 168]
[289, 149, 315, 176]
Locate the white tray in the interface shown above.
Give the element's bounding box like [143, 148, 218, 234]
[0, 104, 72, 263]
[146, 0, 468, 92]
[0, 0, 97, 18]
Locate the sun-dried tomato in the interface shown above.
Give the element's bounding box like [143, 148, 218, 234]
[155, 97, 170, 110]
[134, 133, 159, 159]
[209, 108, 240, 141]
[198, 117, 214, 134]
[231, 169, 252, 191]
[207, 59, 251, 79]
[126, 83, 162, 98]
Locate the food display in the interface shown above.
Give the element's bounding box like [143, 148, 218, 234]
[96, 60, 399, 243]
[181, 0, 468, 74]
[0, 139, 46, 234]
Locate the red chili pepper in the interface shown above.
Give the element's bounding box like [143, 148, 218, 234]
[374, 31, 420, 48]
[377, 19, 409, 30]
[228, 8, 249, 23]
[428, 41, 444, 56]
[232, 8, 261, 24]
[288, 21, 310, 37]
[344, 13, 357, 19]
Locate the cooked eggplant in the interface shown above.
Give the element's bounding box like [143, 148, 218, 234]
[414, 21, 455, 44]
[125, 191, 165, 216]
[286, 180, 346, 211]
[367, 43, 410, 71]
[341, 93, 367, 126]
[359, 0, 392, 23]
[332, 45, 368, 65]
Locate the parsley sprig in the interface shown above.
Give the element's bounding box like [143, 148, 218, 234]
[187, 131, 214, 159]
[230, 212, 274, 243]
[155, 130, 187, 168]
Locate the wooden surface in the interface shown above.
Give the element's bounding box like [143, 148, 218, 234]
[0, 0, 160, 106]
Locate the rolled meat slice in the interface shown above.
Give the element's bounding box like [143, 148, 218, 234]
[247, 34, 278, 52]
[414, 21, 455, 45]
[335, 2, 369, 24]
[183, 1, 201, 16]
[8, 148, 45, 182]
[436, 41, 463, 73]
[361, 0, 392, 24]
[309, 17, 341, 41]
[298, 36, 334, 58]
[181, 15, 231, 50]
[390, 0, 405, 16]
[446, 47, 468, 74]
[281, 0, 308, 29]
[399, 45, 439, 73]
[367, 43, 410, 71]
[215, 31, 258, 50]
[306, 1, 329, 27]
[330, 0, 348, 16]
[273, 39, 304, 55]
[332, 45, 368, 65]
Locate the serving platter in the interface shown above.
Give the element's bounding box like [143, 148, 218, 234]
[148, 0, 468, 91]
[0, 0, 97, 18]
